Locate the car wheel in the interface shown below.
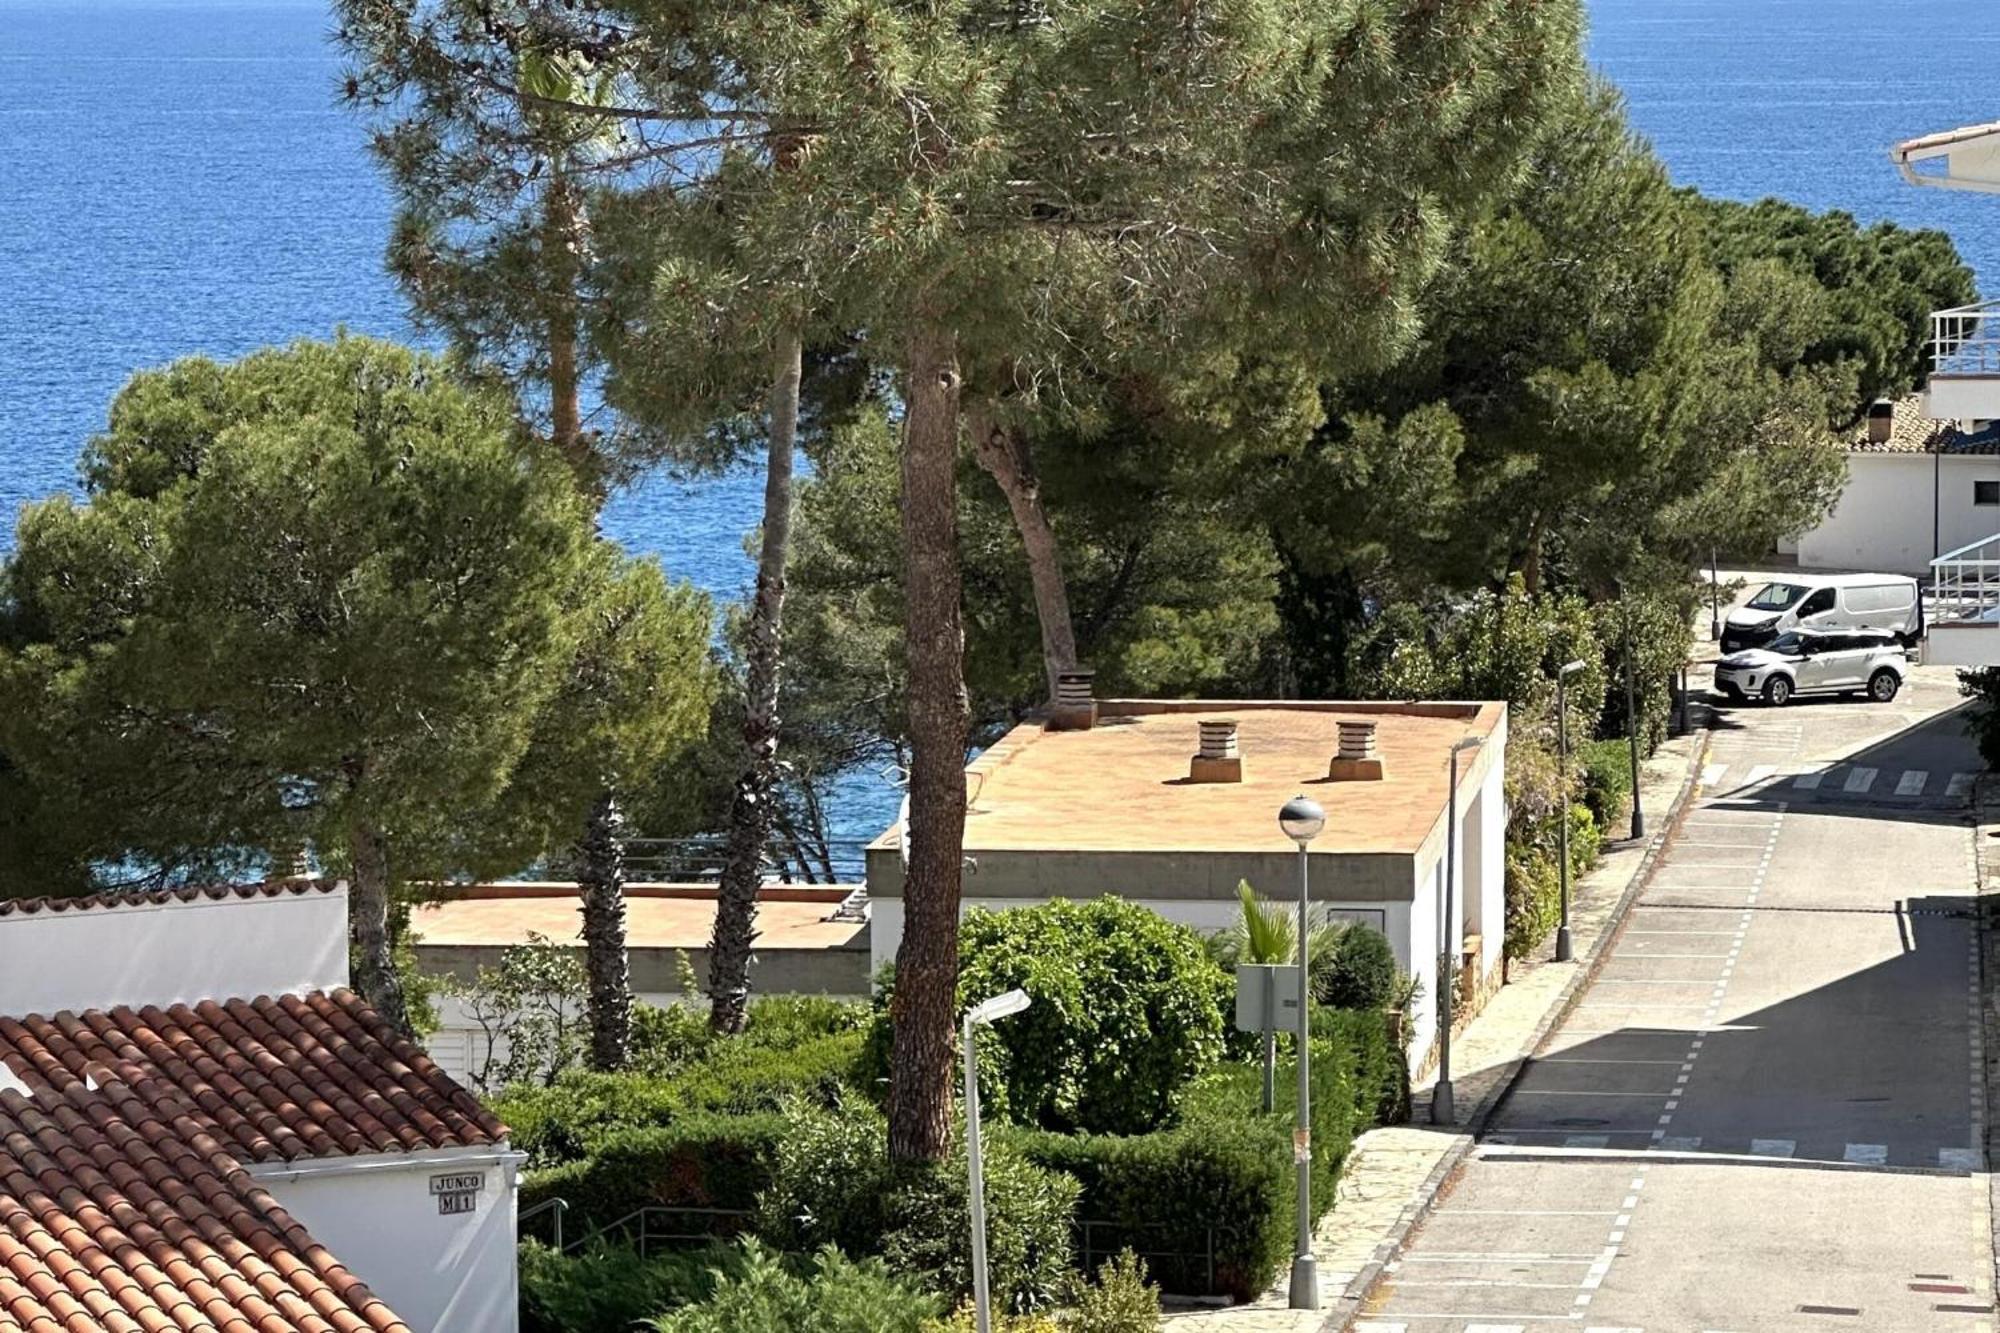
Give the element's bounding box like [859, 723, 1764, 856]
[1868, 669, 1900, 703]
[1763, 676, 1793, 707]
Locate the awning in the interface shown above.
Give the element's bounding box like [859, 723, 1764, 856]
[1894, 121, 2000, 194]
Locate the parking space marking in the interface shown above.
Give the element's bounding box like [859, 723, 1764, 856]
[1843, 766, 1878, 793]
[1897, 769, 1929, 796]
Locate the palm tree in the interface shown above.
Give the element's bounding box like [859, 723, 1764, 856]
[1213, 881, 1346, 1111]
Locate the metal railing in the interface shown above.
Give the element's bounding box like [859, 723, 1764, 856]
[1931, 532, 2000, 627]
[545, 835, 872, 885]
[1932, 299, 2000, 377]
[518, 1197, 569, 1251]
[559, 1204, 757, 1258]
[1077, 1219, 1225, 1298]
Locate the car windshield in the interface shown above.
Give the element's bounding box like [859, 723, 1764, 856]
[1746, 582, 1807, 612]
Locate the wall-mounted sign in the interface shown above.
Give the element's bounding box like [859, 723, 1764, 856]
[431, 1170, 484, 1216]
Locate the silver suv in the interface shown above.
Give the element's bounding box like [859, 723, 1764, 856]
[1714, 629, 1913, 706]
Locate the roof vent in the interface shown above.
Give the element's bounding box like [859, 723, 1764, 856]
[1867, 398, 1895, 445]
[1047, 668, 1098, 731]
[1189, 718, 1243, 783]
[1327, 719, 1385, 781]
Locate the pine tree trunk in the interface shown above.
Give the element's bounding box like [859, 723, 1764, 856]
[708, 328, 803, 1034]
[889, 325, 970, 1165]
[578, 790, 632, 1070]
[1520, 509, 1546, 596]
[969, 402, 1077, 702]
[348, 816, 410, 1035]
[545, 176, 597, 494]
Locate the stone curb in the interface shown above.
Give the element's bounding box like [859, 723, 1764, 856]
[1321, 716, 1713, 1333]
[1973, 775, 2000, 1307]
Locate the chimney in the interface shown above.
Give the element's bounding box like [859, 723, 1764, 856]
[1867, 398, 1895, 445]
[1047, 668, 1098, 731]
[1189, 718, 1244, 783]
[1327, 719, 1386, 781]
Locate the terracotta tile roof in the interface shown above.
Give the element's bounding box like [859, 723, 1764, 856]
[0, 880, 338, 919]
[0, 1074, 409, 1332]
[0, 991, 504, 1164]
[1848, 396, 2000, 455]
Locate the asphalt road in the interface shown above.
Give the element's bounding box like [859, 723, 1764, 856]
[1357, 656, 1994, 1333]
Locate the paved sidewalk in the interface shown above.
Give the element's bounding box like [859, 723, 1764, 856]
[1161, 720, 1709, 1333]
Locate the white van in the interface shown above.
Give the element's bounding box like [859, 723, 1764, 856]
[1721, 574, 1922, 654]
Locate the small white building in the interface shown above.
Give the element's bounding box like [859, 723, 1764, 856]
[865, 698, 1508, 1073]
[1789, 396, 2000, 576]
[0, 881, 519, 1333]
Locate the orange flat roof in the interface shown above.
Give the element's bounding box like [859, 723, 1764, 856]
[887, 700, 1504, 858]
[410, 883, 867, 952]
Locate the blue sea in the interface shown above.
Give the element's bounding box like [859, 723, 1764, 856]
[2, 0, 1996, 841]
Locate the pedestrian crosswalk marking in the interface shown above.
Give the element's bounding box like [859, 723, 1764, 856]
[1658, 1135, 1702, 1150]
[1744, 764, 1776, 785]
[1896, 769, 1929, 796]
[1948, 772, 1976, 797]
[1842, 1142, 1887, 1165]
[1750, 1138, 1795, 1158]
[1792, 770, 1824, 789]
[1564, 1134, 1610, 1148]
[1353, 1324, 1406, 1333]
[1700, 763, 1727, 786]
[1465, 1326, 1528, 1333]
[1941, 1147, 1982, 1171]
[1842, 766, 1877, 793]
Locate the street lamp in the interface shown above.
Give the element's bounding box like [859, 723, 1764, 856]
[1554, 659, 1586, 964]
[1623, 608, 1645, 842]
[1709, 549, 1721, 642]
[1432, 735, 1485, 1127]
[1277, 794, 1325, 1311]
[964, 988, 1033, 1333]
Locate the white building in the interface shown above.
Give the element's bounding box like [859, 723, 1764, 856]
[865, 698, 1508, 1074]
[1790, 396, 2000, 576]
[0, 881, 520, 1333]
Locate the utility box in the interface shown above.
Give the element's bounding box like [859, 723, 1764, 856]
[1235, 964, 1304, 1033]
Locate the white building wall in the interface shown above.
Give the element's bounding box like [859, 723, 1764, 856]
[1796, 452, 2000, 575]
[0, 887, 349, 1016]
[253, 1147, 522, 1333]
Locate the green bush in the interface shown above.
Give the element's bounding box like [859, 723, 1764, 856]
[519, 1239, 733, 1333]
[1068, 1250, 1162, 1333]
[496, 1030, 867, 1166]
[1314, 925, 1398, 1011]
[756, 1095, 1080, 1314]
[648, 1241, 941, 1333]
[1580, 737, 1634, 831]
[907, 897, 1231, 1135]
[520, 1112, 786, 1235]
[1963, 668, 2000, 770]
[1503, 804, 1597, 962]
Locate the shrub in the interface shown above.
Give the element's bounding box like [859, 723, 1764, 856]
[520, 1112, 786, 1236]
[1068, 1250, 1162, 1333]
[1963, 667, 2000, 770]
[1580, 737, 1634, 831]
[1314, 925, 1399, 1011]
[756, 1095, 1080, 1314]
[648, 1241, 940, 1333]
[934, 897, 1232, 1134]
[519, 1239, 733, 1333]
[1503, 804, 1597, 962]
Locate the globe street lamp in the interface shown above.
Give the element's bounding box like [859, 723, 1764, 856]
[1277, 793, 1325, 1310]
[1555, 659, 1587, 964]
[1432, 735, 1485, 1126]
[964, 988, 1033, 1333]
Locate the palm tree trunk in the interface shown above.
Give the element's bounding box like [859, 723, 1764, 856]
[969, 401, 1077, 701]
[348, 816, 410, 1035]
[577, 791, 632, 1070]
[888, 324, 970, 1165]
[708, 328, 803, 1034]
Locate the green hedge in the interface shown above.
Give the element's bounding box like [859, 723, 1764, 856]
[519, 1239, 734, 1333]
[519, 1111, 787, 1234]
[1580, 737, 1634, 832]
[1008, 1008, 1405, 1301]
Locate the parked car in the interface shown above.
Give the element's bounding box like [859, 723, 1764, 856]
[1720, 574, 1922, 654]
[1713, 629, 1914, 706]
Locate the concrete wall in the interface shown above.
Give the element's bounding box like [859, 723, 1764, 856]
[1796, 452, 2000, 574]
[0, 887, 349, 1016]
[252, 1147, 521, 1333]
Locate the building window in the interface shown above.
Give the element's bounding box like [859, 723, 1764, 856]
[1978, 480, 2000, 507]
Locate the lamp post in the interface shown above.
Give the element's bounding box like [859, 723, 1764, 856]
[1433, 735, 1485, 1126]
[1554, 659, 1586, 964]
[1709, 549, 1721, 642]
[964, 988, 1033, 1333]
[1623, 608, 1645, 842]
[1278, 794, 1326, 1311]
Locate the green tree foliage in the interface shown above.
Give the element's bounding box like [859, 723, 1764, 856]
[0, 337, 714, 1030]
[649, 1241, 942, 1333]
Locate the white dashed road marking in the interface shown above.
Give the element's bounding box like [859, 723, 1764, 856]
[1750, 1138, 1796, 1158]
[1842, 1142, 1888, 1165]
[1744, 764, 1776, 785]
[1842, 766, 1877, 793]
[1792, 770, 1824, 789]
[1896, 769, 1929, 796]
[1948, 771, 1977, 797]
[1941, 1147, 1982, 1171]
[1701, 763, 1727, 786]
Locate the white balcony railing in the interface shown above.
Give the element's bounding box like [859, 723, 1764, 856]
[1932, 299, 2000, 378]
[1931, 532, 2000, 628]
